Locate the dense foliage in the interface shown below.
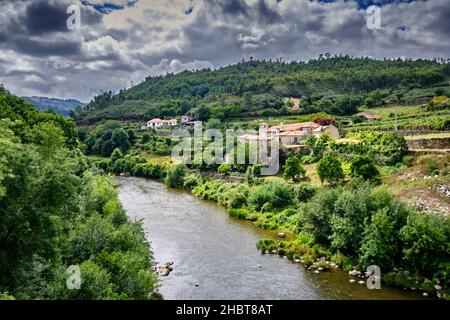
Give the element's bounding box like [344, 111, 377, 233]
[0, 92, 158, 300]
[75, 56, 450, 124]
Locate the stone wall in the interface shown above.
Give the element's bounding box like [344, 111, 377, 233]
[407, 137, 450, 150]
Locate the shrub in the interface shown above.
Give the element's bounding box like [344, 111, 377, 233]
[424, 157, 439, 175]
[217, 163, 232, 175]
[303, 188, 338, 244]
[183, 173, 201, 190]
[359, 205, 408, 270]
[283, 156, 306, 181]
[229, 208, 255, 220]
[110, 148, 123, 164]
[248, 181, 294, 211]
[330, 185, 373, 255]
[140, 133, 152, 144]
[317, 153, 344, 185]
[221, 185, 249, 208]
[350, 155, 380, 182]
[257, 238, 278, 253]
[298, 231, 314, 245]
[164, 164, 187, 188]
[402, 155, 414, 167]
[399, 212, 450, 278]
[295, 183, 316, 202]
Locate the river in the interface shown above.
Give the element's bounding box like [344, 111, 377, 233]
[117, 177, 424, 300]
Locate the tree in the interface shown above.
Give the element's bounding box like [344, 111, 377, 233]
[317, 153, 344, 185]
[350, 155, 380, 182]
[283, 156, 306, 181]
[205, 118, 222, 130]
[110, 148, 123, 164]
[111, 129, 131, 153]
[164, 164, 187, 188]
[248, 181, 294, 211]
[141, 132, 152, 144]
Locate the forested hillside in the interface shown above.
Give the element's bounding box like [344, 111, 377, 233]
[75, 56, 450, 124]
[22, 96, 85, 117]
[0, 88, 158, 300]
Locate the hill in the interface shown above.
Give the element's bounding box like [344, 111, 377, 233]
[23, 96, 86, 117]
[74, 56, 450, 124]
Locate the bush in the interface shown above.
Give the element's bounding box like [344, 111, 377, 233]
[295, 183, 316, 202]
[217, 163, 232, 175]
[399, 212, 450, 278]
[164, 164, 187, 188]
[221, 185, 249, 208]
[248, 181, 294, 211]
[317, 153, 344, 185]
[229, 208, 255, 220]
[303, 188, 338, 244]
[283, 156, 306, 181]
[257, 238, 278, 253]
[183, 173, 202, 190]
[402, 155, 414, 167]
[350, 155, 380, 182]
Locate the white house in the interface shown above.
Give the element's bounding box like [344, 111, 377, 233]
[147, 118, 178, 129]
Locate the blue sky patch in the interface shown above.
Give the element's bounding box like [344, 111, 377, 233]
[80, 0, 138, 14]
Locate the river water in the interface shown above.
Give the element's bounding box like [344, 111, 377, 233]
[117, 177, 424, 300]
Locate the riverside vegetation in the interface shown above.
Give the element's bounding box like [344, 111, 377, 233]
[72, 57, 450, 299]
[0, 89, 159, 300]
[84, 120, 450, 299]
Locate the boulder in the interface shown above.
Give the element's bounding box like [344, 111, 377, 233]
[349, 279, 356, 284]
[349, 269, 358, 276]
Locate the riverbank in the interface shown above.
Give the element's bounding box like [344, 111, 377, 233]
[117, 176, 427, 300]
[109, 163, 449, 299]
[85, 136, 449, 300]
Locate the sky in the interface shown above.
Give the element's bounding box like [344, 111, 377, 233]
[0, 0, 449, 102]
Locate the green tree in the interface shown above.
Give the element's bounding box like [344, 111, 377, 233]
[350, 155, 380, 182]
[317, 153, 344, 185]
[164, 164, 188, 188]
[248, 181, 294, 211]
[110, 148, 123, 164]
[283, 156, 306, 181]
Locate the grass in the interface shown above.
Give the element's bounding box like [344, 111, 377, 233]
[405, 132, 450, 140]
[263, 163, 322, 187]
[360, 105, 421, 118]
[141, 153, 173, 165]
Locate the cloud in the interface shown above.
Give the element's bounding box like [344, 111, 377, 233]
[0, 0, 448, 101]
[149, 58, 215, 74]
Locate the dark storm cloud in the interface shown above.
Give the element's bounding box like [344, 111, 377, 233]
[20, 0, 69, 35]
[256, 0, 282, 23]
[0, 0, 449, 101]
[12, 36, 82, 57]
[215, 0, 250, 16]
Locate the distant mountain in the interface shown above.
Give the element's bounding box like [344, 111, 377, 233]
[22, 96, 86, 117]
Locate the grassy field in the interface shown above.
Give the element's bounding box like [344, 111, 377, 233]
[405, 132, 450, 140]
[360, 105, 421, 118]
